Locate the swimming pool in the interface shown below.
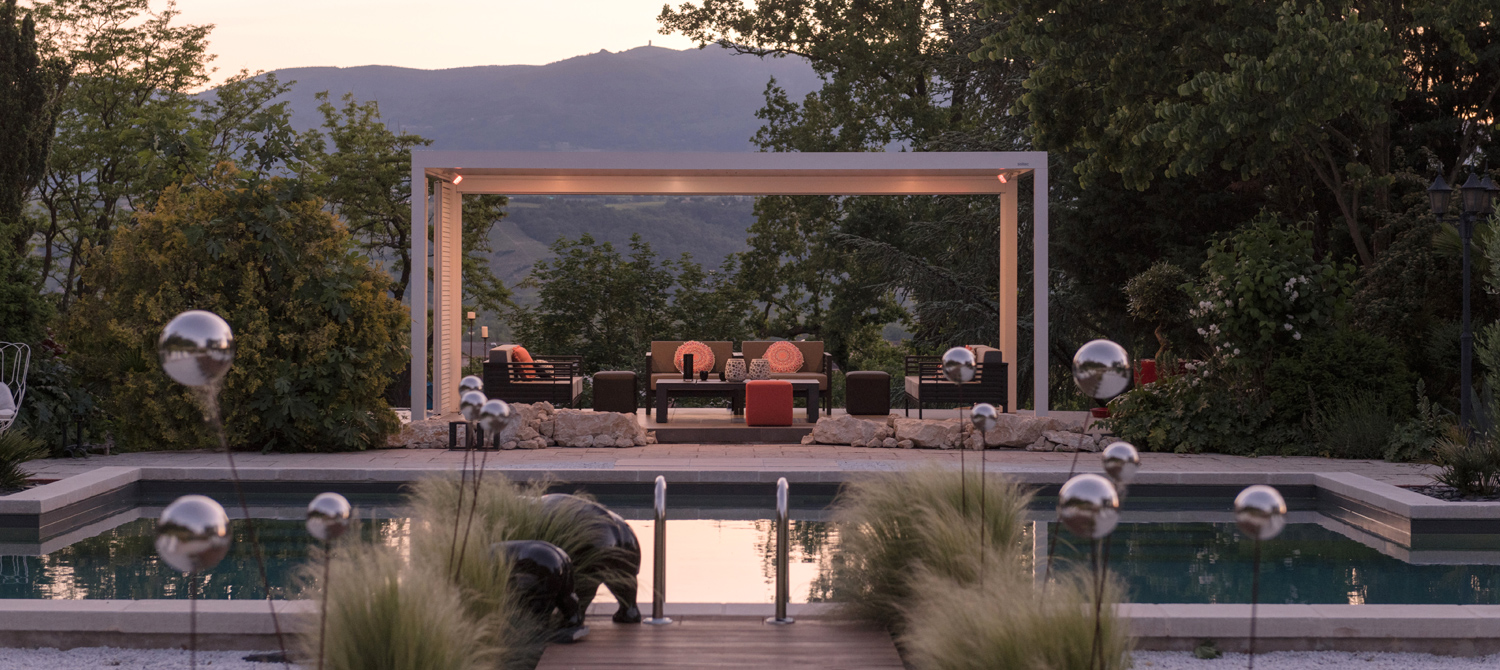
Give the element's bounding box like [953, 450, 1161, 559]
[2, 489, 1497, 605]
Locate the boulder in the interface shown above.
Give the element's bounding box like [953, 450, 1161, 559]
[894, 418, 962, 449]
[811, 414, 887, 445]
[387, 418, 450, 449]
[897, 439, 915, 449]
[984, 414, 1072, 448]
[883, 437, 898, 448]
[552, 409, 645, 448]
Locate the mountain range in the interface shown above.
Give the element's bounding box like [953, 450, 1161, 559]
[263, 46, 818, 296]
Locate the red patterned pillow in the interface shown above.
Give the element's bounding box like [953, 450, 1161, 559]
[674, 341, 715, 373]
[764, 341, 804, 373]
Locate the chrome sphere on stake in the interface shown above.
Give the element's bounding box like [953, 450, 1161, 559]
[459, 375, 484, 395]
[460, 390, 487, 423]
[1234, 485, 1287, 541]
[158, 311, 235, 388]
[478, 399, 514, 435]
[306, 492, 353, 542]
[941, 347, 976, 384]
[1071, 339, 1131, 401]
[971, 403, 999, 433]
[156, 495, 231, 573]
[1057, 474, 1120, 540]
[1100, 441, 1141, 487]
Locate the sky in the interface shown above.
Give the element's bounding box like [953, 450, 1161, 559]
[173, 0, 700, 83]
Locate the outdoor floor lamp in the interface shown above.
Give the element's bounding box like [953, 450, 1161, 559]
[1428, 171, 1499, 432]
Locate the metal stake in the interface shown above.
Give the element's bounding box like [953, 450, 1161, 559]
[643, 476, 672, 625]
[766, 477, 794, 625]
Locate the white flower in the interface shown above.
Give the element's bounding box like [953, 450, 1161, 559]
[1197, 328, 1207, 336]
[1233, 348, 1241, 355]
[1290, 291, 1299, 301]
[1202, 370, 1209, 378]
[1225, 301, 1233, 309]
[1293, 332, 1302, 341]
[1284, 323, 1293, 331]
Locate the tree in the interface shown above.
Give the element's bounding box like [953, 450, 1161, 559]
[68, 168, 409, 452]
[0, 0, 67, 344]
[303, 91, 513, 316]
[510, 234, 752, 375]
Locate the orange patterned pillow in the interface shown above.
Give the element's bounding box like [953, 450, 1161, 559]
[764, 341, 804, 373]
[674, 341, 715, 373]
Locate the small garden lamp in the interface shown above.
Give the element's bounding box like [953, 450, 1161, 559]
[1428, 170, 1498, 434]
[1426, 174, 1451, 218]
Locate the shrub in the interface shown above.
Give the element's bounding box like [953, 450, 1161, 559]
[829, 469, 1031, 630]
[1265, 328, 1413, 426]
[1307, 391, 1398, 460]
[0, 429, 47, 491]
[900, 564, 1131, 670]
[1383, 381, 1449, 462]
[1106, 373, 1296, 455]
[1124, 261, 1192, 359]
[1431, 430, 1500, 497]
[67, 169, 408, 452]
[1187, 215, 1352, 368]
[14, 351, 97, 457]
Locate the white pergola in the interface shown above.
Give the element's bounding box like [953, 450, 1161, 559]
[409, 151, 1050, 420]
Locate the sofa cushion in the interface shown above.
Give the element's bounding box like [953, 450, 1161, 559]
[489, 344, 517, 363]
[742, 341, 824, 373]
[764, 341, 804, 373]
[513, 376, 583, 400]
[673, 341, 716, 373]
[651, 341, 733, 373]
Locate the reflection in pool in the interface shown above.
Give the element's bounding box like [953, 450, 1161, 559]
[1, 514, 1498, 605]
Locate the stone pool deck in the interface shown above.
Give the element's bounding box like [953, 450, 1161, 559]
[23, 445, 1440, 487]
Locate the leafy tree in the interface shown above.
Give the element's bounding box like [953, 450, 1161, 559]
[510, 234, 751, 375]
[1125, 261, 1192, 360]
[68, 169, 408, 452]
[303, 91, 512, 316]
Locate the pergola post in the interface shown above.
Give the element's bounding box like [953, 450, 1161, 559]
[998, 183, 1018, 413]
[409, 169, 428, 420]
[1033, 166, 1050, 416]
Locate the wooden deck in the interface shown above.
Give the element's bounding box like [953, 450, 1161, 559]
[536, 618, 905, 669]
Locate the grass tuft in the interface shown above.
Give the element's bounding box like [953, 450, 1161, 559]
[0, 430, 47, 492]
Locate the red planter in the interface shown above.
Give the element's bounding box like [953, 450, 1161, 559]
[1138, 359, 1158, 385]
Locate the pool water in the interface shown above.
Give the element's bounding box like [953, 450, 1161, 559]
[4, 511, 1499, 605]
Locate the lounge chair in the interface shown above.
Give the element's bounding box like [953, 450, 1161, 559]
[903, 345, 1008, 418]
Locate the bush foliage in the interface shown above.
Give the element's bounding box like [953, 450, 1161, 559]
[68, 169, 408, 452]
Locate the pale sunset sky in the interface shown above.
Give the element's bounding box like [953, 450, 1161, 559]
[170, 0, 699, 83]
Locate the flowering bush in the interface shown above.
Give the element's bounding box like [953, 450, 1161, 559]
[1188, 216, 1353, 366]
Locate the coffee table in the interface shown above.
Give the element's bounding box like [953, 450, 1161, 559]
[654, 379, 821, 424]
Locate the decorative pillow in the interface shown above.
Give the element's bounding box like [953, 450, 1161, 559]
[511, 345, 536, 379]
[764, 341, 804, 374]
[674, 341, 715, 373]
[0, 382, 13, 417]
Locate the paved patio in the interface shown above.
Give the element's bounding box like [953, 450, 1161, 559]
[23, 445, 1439, 487]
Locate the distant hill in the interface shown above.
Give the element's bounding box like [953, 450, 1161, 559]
[267, 46, 821, 152]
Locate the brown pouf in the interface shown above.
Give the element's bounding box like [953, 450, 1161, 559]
[845, 370, 891, 416]
[592, 371, 638, 414]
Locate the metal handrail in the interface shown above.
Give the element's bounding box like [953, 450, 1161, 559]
[643, 475, 672, 625]
[766, 477, 794, 625]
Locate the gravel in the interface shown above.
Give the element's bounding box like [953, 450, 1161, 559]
[0, 648, 275, 669]
[1134, 651, 1500, 669]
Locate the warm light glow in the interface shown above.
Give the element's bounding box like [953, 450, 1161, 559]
[481, 326, 488, 338]
[997, 174, 1009, 184]
[466, 311, 476, 320]
[452, 175, 464, 185]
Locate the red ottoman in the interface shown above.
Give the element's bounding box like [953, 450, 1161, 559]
[745, 380, 794, 426]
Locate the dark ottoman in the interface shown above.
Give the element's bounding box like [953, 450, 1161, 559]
[845, 370, 891, 416]
[592, 371, 638, 414]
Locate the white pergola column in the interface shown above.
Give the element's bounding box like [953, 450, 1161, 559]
[409, 170, 428, 420]
[430, 181, 463, 416]
[999, 183, 1019, 413]
[1033, 166, 1050, 416]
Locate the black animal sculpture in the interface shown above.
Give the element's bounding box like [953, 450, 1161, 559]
[538, 493, 643, 624]
[490, 540, 586, 642]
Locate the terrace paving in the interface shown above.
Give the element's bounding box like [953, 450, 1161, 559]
[23, 444, 1439, 487]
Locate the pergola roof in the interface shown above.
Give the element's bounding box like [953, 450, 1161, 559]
[415, 150, 1045, 195]
[409, 150, 1050, 420]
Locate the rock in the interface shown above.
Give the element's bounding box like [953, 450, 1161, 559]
[614, 436, 635, 448]
[984, 414, 1071, 448]
[552, 409, 646, 448]
[964, 433, 984, 451]
[883, 437, 898, 448]
[523, 437, 548, 449]
[518, 426, 541, 442]
[811, 414, 887, 445]
[897, 439, 914, 449]
[894, 418, 962, 449]
[633, 436, 647, 446]
[645, 431, 658, 445]
[501, 440, 519, 450]
[850, 439, 866, 448]
[874, 425, 893, 440]
[801, 435, 816, 445]
[1042, 430, 1085, 452]
[1026, 436, 1053, 452]
[386, 418, 450, 449]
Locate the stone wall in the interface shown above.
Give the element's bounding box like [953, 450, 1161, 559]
[800, 413, 1098, 450]
[387, 403, 656, 449]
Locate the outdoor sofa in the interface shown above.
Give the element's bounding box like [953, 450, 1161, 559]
[645, 341, 736, 389]
[483, 344, 584, 407]
[904, 345, 1008, 418]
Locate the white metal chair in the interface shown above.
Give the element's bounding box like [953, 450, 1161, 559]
[0, 343, 29, 434]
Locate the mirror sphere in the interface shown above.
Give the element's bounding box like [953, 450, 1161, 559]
[1234, 485, 1288, 541]
[156, 495, 231, 573]
[1058, 474, 1121, 540]
[1100, 441, 1141, 486]
[970, 403, 999, 434]
[1071, 339, 1131, 400]
[460, 391, 487, 423]
[941, 347, 976, 384]
[459, 375, 484, 395]
[158, 311, 235, 388]
[306, 492, 353, 542]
